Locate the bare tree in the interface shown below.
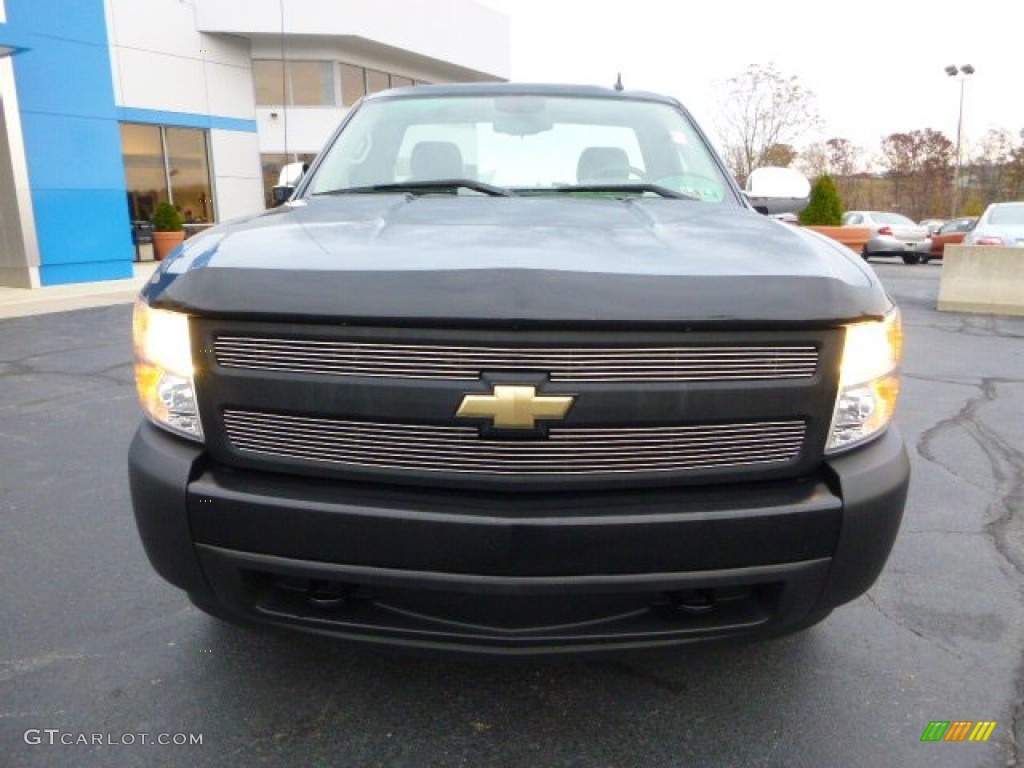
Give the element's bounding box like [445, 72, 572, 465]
[1008, 130, 1024, 199]
[826, 138, 861, 178]
[971, 129, 1014, 202]
[880, 130, 954, 219]
[718, 63, 821, 186]
[918, 129, 955, 216]
[796, 142, 829, 180]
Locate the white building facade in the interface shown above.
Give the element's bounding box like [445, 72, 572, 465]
[0, 0, 508, 287]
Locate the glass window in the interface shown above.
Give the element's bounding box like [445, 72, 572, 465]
[339, 63, 366, 107]
[121, 124, 168, 222]
[254, 60, 335, 106]
[989, 204, 1024, 225]
[288, 61, 335, 106]
[260, 152, 317, 208]
[121, 124, 214, 225]
[253, 60, 286, 106]
[365, 69, 389, 95]
[309, 95, 731, 203]
[874, 212, 916, 227]
[260, 153, 288, 209]
[165, 127, 213, 223]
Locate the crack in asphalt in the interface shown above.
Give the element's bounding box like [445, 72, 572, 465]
[225, 690, 341, 755]
[0, 361, 134, 388]
[902, 312, 1024, 340]
[901, 372, 981, 388]
[0, 357, 135, 411]
[0, 385, 135, 412]
[917, 379, 1024, 572]
[0, 607, 196, 684]
[0, 708, 68, 720]
[863, 593, 960, 658]
[902, 529, 984, 536]
[915, 377, 1024, 764]
[0, 338, 128, 365]
[585, 660, 686, 696]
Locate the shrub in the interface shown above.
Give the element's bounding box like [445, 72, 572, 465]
[799, 174, 844, 226]
[152, 202, 184, 232]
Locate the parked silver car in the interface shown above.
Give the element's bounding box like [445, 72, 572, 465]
[963, 202, 1024, 247]
[842, 211, 930, 264]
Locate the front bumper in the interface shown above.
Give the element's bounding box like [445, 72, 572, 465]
[129, 422, 909, 655]
[866, 235, 928, 255]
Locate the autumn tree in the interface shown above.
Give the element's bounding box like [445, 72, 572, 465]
[918, 129, 955, 216]
[718, 63, 821, 186]
[879, 129, 954, 219]
[796, 142, 829, 180]
[825, 138, 859, 176]
[762, 143, 797, 168]
[1008, 130, 1024, 199]
[796, 137, 866, 208]
[971, 129, 1016, 202]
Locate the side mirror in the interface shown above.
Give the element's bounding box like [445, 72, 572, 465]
[271, 185, 294, 206]
[745, 167, 811, 215]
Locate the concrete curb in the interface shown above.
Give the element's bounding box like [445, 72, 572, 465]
[937, 245, 1024, 317]
[0, 263, 158, 320]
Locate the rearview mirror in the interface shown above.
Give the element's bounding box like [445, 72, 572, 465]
[271, 185, 293, 206]
[745, 167, 811, 215]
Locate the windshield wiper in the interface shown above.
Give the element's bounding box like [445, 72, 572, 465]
[318, 179, 517, 197]
[544, 184, 698, 200]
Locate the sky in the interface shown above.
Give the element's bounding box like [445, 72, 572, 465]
[476, 0, 1024, 165]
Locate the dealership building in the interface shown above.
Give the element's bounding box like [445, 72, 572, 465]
[0, 0, 508, 287]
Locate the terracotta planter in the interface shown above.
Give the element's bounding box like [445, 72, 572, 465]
[804, 225, 871, 253]
[152, 230, 185, 261]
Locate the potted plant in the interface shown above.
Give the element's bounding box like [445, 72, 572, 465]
[799, 174, 870, 252]
[151, 202, 185, 261]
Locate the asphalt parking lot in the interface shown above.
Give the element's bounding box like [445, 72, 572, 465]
[2, 261, 1022, 767]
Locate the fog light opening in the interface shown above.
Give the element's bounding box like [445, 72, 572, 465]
[306, 580, 353, 608]
[669, 589, 717, 615]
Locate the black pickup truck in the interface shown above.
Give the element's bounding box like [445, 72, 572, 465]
[129, 84, 909, 655]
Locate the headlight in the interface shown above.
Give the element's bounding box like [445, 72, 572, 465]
[825, 309, 902, 454]
[132, 301, 203, 441]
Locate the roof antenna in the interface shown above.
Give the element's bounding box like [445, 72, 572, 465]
[614, 72, 624, 91]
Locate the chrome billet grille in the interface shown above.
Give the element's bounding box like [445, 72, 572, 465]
[222, 410, 806, 476]
[213, 337, 818, 382]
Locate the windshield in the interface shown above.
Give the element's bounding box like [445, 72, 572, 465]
[988, 203, 1024, 226]
[308, 94, 732, 203]
[873, 212, 916, 227]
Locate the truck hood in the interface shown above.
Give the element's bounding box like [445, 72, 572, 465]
[143, 195, 891, 327]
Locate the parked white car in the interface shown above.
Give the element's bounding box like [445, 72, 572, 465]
[964, 202, 1024, 247]
[842, 211, 930, 264]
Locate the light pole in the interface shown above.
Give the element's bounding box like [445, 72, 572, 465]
[945, 64, 975, 218]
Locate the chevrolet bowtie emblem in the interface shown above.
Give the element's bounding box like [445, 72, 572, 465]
[456, 385, 574, 430]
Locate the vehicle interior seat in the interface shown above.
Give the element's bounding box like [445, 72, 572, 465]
[410, 141, 465, 181]
[577, 146, 631, 183]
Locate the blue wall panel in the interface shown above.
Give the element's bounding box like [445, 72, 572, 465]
[3, 0, 134, 286]
[13, 36, 117, 119]
[19, 113, 129, 190]
[31, 189, 135, 270]
[118, 107, 258, 134]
